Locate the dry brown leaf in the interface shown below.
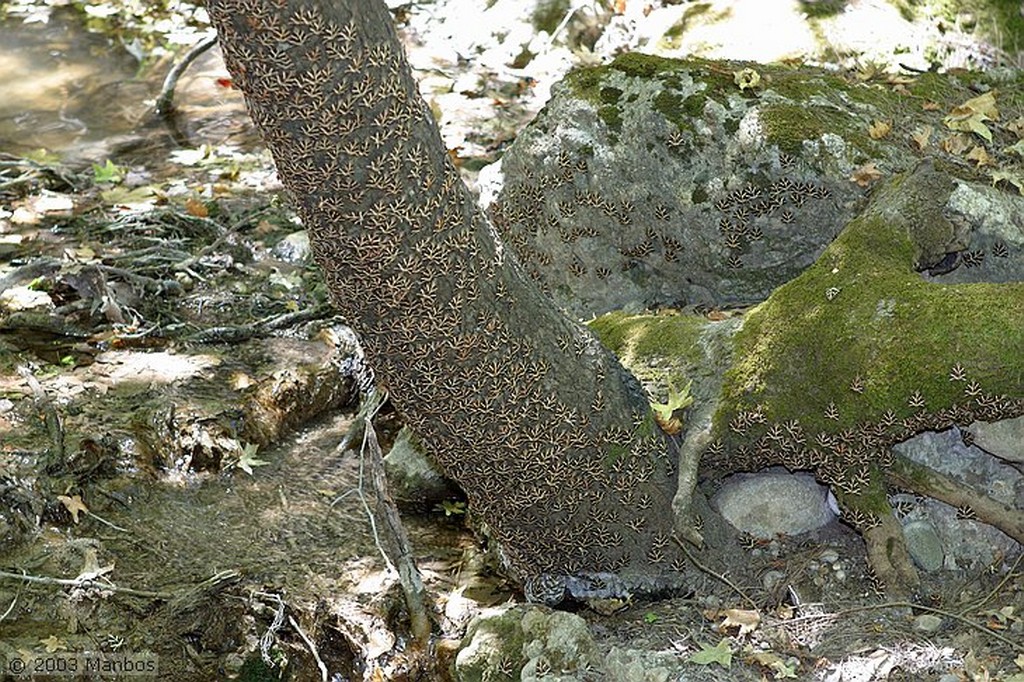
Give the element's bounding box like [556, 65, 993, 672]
[910, 125, 933, 150]
[720, 608, 761, 635]
[941, 133, 972, 155]
[1009, 116, 1024, 139]
[184, 196, 209, 218]
[922, 100, 942, 111]
[57, 494, 88, 523]
[850, 162, 883, 187]
[868, 120, 891, 139]
[966, 145, 995, 167]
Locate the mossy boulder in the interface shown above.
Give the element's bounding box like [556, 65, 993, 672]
[454, 604, 603, 681]
[488, 53, 1024, 317]
[588, 161, 1024, 589]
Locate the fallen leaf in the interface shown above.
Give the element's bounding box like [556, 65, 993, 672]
[991, 169, 1024, 194]
[910, 125, 933, 150]
[1004, 140, 1024, 159]
[922, 100, 941, 111]
[689, 640, 732, 668]
[57, 494, 88, 523]
[868, 120, 891, 139]
[1009, 116, 1024, 138]
[75, 548, 115, 583]
[720, 608, 761, 635]
[237, 443, 269, 476]
[184, 196, 209, 218]
[944, 90, 999, 142]
[749, 651, 799, 678]
[966, 145, 994, 167]
[941, 133, 972, 155]
[40, 635, 67, 653]
[850, 162, 882, 187]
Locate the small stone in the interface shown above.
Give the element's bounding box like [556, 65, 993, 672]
[761, 570, 785, 592]
[272, 231, 311, 263]
[0, 285, 53, 312]
[902, 520, 944, 572]
[914, 614, 943, 632]
[819, 549, 840, 564]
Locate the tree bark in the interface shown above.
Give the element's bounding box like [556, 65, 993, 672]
[205, 0, 690, 597]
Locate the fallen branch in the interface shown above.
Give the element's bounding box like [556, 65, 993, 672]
[154, 34, 218, 118]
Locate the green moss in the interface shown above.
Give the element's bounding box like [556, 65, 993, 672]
[691, 186, 709, 205]
[714, 168, 1024, 444]
[597, 104, 623, 132]
[654, 91, 683, 119]
[600, 86, 623, 104]
[798, 0, 846, 18]
[610, 52, 687, 79]
[589, 311, 706, 365]
[759, 102, 878, 156]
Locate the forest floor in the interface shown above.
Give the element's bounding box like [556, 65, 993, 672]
[0, 1, 1022, 681]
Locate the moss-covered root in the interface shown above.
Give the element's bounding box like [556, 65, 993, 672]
[863, 514, 919, 597]
[886, 454, 1024, 544]
[834, 468, 919, 595]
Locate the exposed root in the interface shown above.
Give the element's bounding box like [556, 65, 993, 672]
[886, 453, 1024, 544]
[862, 513, 919, 597]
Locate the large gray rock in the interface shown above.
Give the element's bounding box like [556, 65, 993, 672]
[968, 416, 1024, 464]
[711, 470, 836, 538]
[893, 429, 1023, 568]
[383, 426, 460, 511]
[487, 55, 1024, 318]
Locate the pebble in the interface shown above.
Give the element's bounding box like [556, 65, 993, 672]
[914, 614, 943, 632]
[902, 519, 944, 572]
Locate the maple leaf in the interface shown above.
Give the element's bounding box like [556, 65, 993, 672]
[943, 91, 999, 143]
[689, 639, 732, 668]
[850, 162, 882, 187]
[57, 494, 88, 524]
[236, 443, 269, 476]
[40, 635, 67, 653]
[868, 120, 891, 140]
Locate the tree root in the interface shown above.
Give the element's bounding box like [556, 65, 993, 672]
[862, 513, 919, 598]
[886, 453, 1024, 544]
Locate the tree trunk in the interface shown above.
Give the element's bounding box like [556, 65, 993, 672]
[205, 0, 691, 599]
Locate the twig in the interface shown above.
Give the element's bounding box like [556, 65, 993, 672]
[782, 601, 1024, 653]
[288, 615, 328, 682]
[154, 34, 218, 117]
[189, 304, 332, 344]
[254, 591, 286, 667]
[15, 366, 64, 463]
[86, 510, 129, 533]
[0, 594, 17, 623]
[672, 535, 759, 610]
[349, 389, 433, 645]
[0, 569, 173, 599]
[959, 552, 1024, 617]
